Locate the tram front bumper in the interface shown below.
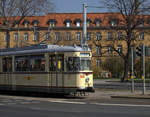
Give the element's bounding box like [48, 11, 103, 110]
[77, 87, 95, 93]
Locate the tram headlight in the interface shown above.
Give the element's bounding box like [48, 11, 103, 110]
[85, 77, 89, 83]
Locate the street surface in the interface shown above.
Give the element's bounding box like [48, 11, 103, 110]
[0, 94, 150, 117]
[94, 79, 150, 90]
[0, 79, 150, 117]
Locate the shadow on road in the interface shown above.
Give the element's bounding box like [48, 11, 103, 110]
[0, 90, 86, 99]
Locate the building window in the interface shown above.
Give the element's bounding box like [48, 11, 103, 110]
[139, 32, 144, 40]
[109, 19, 118, 27]
[107, 46, 112, 54]
[147, 20, 150, 26]
[87, 32, 91, 40]
[45, 32, 50, 40]
[94, 18, 101, 27]
[118, 32, 123, 40]
[74, 19, 81, 27]
[22, 20, 30, 27]
[66, 22, 71, 27]
[33, 32, 39, 41]
[32, 20, 39, 27]
[76, 32, 81, 41]
[87, 19, 92, 27]
[131, 32, 135, 40]
[4, 33, 6, 41]
[47, 19, 56, 27]
[117, 45, 122, 53]
[13, 20, 19, 28]
[24, 33, 28, 41]
[89, 45, 92, 50]
[96, 46, 101, 55]
[96, 32, 102, 41]
[76, 22, 80, 27]
[66, 32, 71, 40]
[107, 32, 113, 40]
[55, 32, 60, 42]
[14, 33, 18, 41]
[64, 19, 72, 27]
[96, 59, 101, 67]
[138, 19, 144, 27]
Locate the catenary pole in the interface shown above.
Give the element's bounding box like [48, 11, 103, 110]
[142, 44, 146, 95]
[131, 47, 135, 93]
[82, 3, 87, 47]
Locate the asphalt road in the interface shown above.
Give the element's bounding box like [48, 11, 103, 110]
[0, 95, 150, 117]
[94, 79, 150, 90]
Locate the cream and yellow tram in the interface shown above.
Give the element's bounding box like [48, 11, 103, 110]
[0, 44, 94, 94]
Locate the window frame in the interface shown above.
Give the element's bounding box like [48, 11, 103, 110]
[24, 33, 28, 41]
[76, 32, 81, 41]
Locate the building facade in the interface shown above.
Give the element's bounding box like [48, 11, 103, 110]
[0, 13, 150, 76]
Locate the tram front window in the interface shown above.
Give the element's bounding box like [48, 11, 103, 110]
[67, 57, 80, 71]
[66, 57, 91, 71]
[80, 58, 91, 71]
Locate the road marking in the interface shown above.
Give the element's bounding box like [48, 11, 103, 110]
[92, 103, 150, 108]
[7, 103, 17, 105]
[50, 100, 86, 105]
[31, 101, 40, 104]
[20, 102, 32, 104]
[0, 103, 5, 106]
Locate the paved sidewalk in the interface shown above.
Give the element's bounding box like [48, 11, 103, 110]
[86, 79, 150, 100]
[94, 79, 150, 90]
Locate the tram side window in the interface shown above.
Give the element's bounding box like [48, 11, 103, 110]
[49, 55, 64, 71]
[30, 55, 45, 71]
[15, 55, 45, 71]
[15, 56, 30, 71]
[66, 57, 80, 71]
[2, 57, 12, 72]
[57, 55, 64, 71]
[49, 55, 56, 71]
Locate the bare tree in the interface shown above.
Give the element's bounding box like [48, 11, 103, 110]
[0, 0, 54, 48]
[99, 0, 150, 82]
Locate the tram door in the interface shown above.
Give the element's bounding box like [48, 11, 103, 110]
[2, 57, 13, 90]
[56, 55, 64, 91]
[49, 55, 64, 92]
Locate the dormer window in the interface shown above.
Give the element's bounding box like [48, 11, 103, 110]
[74, 19, 81, 27]
[47, 19, 57, 27]
[22, 20, 30, 27]
[138, 19, 144, 27]
[147, 19, 150, 26]
[87, 19, 92, 27]
[32, 20, 39, 27]
[3, 21, 10, 26]
[13, 20, 19, 27]
[109, 19, 119, 27]
[64, 19, 72, 27]
[94, 18, 101, 27]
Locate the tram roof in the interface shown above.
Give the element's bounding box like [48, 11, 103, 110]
[0, 44, 91, 56]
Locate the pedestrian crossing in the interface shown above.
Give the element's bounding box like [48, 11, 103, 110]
[0, 96, 150, 108]
[0, 98, 40, 106]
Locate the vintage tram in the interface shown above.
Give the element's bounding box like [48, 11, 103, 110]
[0, 44, 94, 94]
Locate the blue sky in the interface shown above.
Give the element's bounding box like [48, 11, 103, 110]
[52, 0, 105, 13]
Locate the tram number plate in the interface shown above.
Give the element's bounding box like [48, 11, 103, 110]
[80, 75, 85, 78]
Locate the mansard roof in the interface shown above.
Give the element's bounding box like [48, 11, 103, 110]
[0, 12, 150, 27]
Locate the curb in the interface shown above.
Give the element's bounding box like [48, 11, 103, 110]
[111, 95, 150, 99]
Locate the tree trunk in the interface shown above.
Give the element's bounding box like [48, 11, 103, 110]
[6, 30, 10, 48]
[121, 53, 130, 82]
[121, 57, 129, 82]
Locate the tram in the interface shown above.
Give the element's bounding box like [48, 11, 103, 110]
[0, 44, 94, 94]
